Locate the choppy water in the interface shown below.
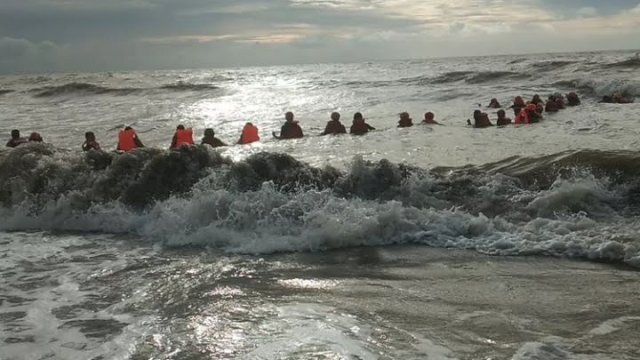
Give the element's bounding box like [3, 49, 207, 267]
[1, 50, 640, 359]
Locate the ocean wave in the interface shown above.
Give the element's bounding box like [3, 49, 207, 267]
[29, 81, 221, 97]
[0, 89, 14, 96]
[428, 71, 529, 85]
[530, 60, 577, 71]
[30, 82, 142, 97]
[552, 78, 640, 97]
[0, 145, 639, 267]
[602, 57, 640, 68]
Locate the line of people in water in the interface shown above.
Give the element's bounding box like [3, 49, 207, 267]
[468, 91, 582, 128]
[5, 90, 634, 150]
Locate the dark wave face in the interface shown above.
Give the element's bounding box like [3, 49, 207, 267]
[1, 144, 639, 268]
[602, 57, 640, 68]
[0, 89, 14, 96]
[29, 82, 221, 97]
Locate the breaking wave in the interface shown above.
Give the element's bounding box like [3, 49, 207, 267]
[428, 71, 529, 85]
[0, 89, 14, 96]
[602, 56, 640, 68]
[29, 81, 221, 97]
[1, 145, 639, 268]
[552, 78, 640, 98]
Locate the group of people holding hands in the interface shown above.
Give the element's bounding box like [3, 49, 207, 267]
[9, 89, 632, 152]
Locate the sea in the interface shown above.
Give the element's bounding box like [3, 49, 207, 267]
[1, 50, 640, 360]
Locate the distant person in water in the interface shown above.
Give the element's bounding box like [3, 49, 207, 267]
[511, 96, 526, 117]
[28, 132, 43, 142]
[350, 112, 375, 135]
[566, 92, 581, 106]
[530, 94, 544, 106]
[6, 129, 27, 148]
[397, 112, 413, 127]
[488, 98, 502, 109]
[601, 93, 634, 104]
[274, 111, 304, 139]
[117, 126, 144, 152]
[554, 93, 566, 109]
[545, 96, 560, 112]
[82, 131, 101, 151]
[467, 110, 493, 128]
[422, 112, 440, 125]
[535, 103, 544, 115]
[515, 104, 541, 124]
[321, 112, 347, 135]
[170, 124, 194, 149]
[202, 128, 227, 148]
[496, 109, 511, 126]
[238, 122, 260, 144]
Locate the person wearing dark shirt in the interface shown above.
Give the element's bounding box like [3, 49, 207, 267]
[273, 111, 304, 139]
[6, 129, 26, 148]
[82, 131, 101, 151]
[511, 96, 526, 117]
[545, 96, 560, 112]
[201, 128, 227, 148]
[321, 112, 347, 135]
[397, 112, 413, 128]
[350, 112, 375, 135]
[566, 92, 581, 106]
[488, 98, 502, 108]
[422, 112, 440, 125]
[467, 110, 493, 128]
[496, 109, 511, 126]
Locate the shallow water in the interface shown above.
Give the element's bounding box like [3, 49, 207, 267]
[1, 50, 640, 359]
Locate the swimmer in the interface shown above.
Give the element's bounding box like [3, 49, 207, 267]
[273, 111, 304, 139]
[6, 129, 26, 148]
[170, 125, 194, 149]
[321, 112, 347, 135]
[117, 126, 144, 152]
[82, 131, 101, 151]
[496, 109, 512, 126]
[201, 128, 227, 148]
[422, 112, 440, 125]
[350, 112, 375, 135]
[397, 112, 413, 128]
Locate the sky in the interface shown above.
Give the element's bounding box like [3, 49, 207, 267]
[0, 0, 639, 73]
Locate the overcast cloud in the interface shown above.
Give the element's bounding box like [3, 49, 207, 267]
[0, 0, 639, 73]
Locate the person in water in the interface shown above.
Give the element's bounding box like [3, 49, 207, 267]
[515, 104, 541, 124]
[488, 98, 502, 109]
[422, 112, 440, 125]
[6, 129, 27, 148]
[202, 128, 227, 148]
[170, 125, 194, 149]
[117, 126, 144, 152]
[467, 110, 493, 128]
[238, 122, 260, 144]
[397, 112, 413, 127]
[350, 112, 375, 135]
[566, 92, 581, 106]
[554, 93, 566, 109]
[321, 112, 347, 135]
[496, 109, 511, 126]
[545, 96, 560, 112]
[28, 132, 43, 142]
[82, 131, 101, 151]
[274, 111, 304, 139]
[511, 96, 526, 117]
[530, 94, 544, 106]
[601, 93, 634, 104]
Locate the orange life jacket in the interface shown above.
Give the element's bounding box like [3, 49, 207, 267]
[239, 124, 259, 144]
[514, 109, 529, 124]
[174, 129, 194, 148]
[118, 129, 137, 152]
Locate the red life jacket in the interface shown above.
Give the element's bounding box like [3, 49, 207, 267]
[514, 109, 529, 124]
[118, 130, 137, 152]
[239, 124, 259, 144]
[174, 129, 194, 148]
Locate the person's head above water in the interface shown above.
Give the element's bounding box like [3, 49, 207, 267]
[29, 132, 43, 142]
[497, 109, 506, 118]
[354, 112, 363, 121]
[424, 112, 435, 121]
[11, 129, 20, 139]
[331, 112, 340, 121]
[204, 128, 215, 138]
[85, 131, 95, 141]
[285, 112, 294, 122]
[399, 112, 410, 120]
[124, 126, 133, 131]
[176, 125, 185, 130]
